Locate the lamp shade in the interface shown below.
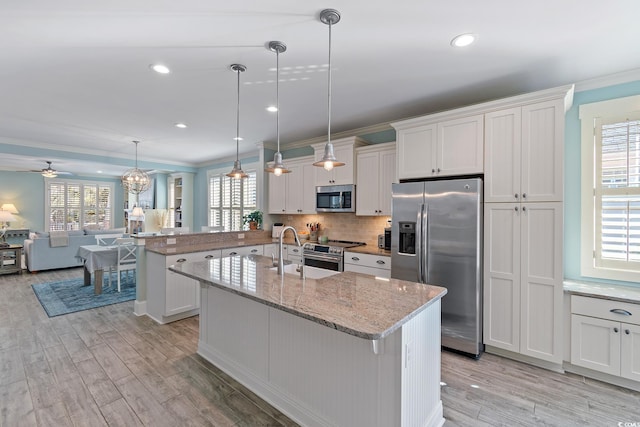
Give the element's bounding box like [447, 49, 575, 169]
[1, 204, 18, 214]
[0, 210, 17, 222]
[130, 207, 145, 220]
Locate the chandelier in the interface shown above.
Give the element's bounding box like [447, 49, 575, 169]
[121, 140, 151, 194]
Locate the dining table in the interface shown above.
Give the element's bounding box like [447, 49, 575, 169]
[76, 244, 119, 295]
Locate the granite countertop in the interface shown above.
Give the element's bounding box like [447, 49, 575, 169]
[564, 279, 640, 304]
[170, 254, 447, 340]
[145, 237, 292, 255]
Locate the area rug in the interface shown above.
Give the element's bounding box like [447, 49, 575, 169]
[31, 274, 136, 317]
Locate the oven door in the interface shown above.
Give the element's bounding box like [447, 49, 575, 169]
[303, 253, 343, 272]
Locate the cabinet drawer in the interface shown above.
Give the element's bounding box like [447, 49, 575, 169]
[287, 245, 303, 257]
[572, 295, 640, 326]
[344, 252, 390, 270]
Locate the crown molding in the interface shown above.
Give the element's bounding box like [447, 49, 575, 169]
[575, 68, 640, 92]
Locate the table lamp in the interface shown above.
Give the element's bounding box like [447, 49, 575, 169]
[130, 207, 145, 234]
[0, 209, 17, 243]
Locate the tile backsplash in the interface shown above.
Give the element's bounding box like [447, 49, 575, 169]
[271, 213, 390, 247]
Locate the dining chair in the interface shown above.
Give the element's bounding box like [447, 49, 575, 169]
[114, 237, 136, 292]
[94, 233, 124, 246]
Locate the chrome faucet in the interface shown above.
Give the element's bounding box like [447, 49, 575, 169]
[277, 225, 301, 275]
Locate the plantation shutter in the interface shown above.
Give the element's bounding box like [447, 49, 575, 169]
[207, 168, 257, 232]
[595, 116, 640, 271]
[46, 179, 114, 231]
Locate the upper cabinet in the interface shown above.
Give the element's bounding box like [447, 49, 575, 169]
[356, 142, 396, 216]
[392, 114, 483, 180]
[312, 136, 368, 186]
[484, 99, 565, 203]
[267, 156, 316, 215]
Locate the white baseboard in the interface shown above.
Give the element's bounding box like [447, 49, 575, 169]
[133, 299, 147, 316]
[564, 362, 640, 392]
[485, 345, 565, 373]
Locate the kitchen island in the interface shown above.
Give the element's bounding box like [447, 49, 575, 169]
[170, 254, 447, 427]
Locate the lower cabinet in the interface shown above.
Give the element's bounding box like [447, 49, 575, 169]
[483, 202, 563, 364]
[147, 250, 219, 324]
[344, 251, 390, 278]
[570, 295, 640, 382]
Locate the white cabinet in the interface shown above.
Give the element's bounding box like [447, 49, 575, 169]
[356, 143, 396, 216]
[312, 136, 368, 186]
[344, 251, 390, 278]
[268, 156, 316, 214]
[147, 249, 219, 323]
[484, 99, 564, 203]
[483, 202, 563, 363]
[570, 296, 640, 382]
[168, 173, 194, 230]
[287, 244, 303, 264]
[392, 114, 483, 180]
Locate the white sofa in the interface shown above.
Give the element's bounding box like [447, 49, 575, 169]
[24, 228, 127, 272]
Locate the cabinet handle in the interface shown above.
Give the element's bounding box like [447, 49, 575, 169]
[514, 206, 519, 212]
[432, 168, 435, 173]
[177, 258, 187, 263]
[515, 193, 519, 199]
[292, 249, 299, 253]
[204, 255, 215, 259]
[610, 309, 632, 316]
[229, 251, 238, 256]
[351, 256, 360, 261]
[522, 206, 526, 212]
[614, 327, 619, 333]
[522, 193, 527, 199]
[250, 249, 258, 253]
[437, 168, 440, 173]
[376, 259, 386, 265]
[625, 329, 631, 335]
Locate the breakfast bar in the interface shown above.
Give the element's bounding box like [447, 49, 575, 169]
[170, 254, 447, 427]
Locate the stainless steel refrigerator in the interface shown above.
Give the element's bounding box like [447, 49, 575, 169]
[391, 178, 483, 358]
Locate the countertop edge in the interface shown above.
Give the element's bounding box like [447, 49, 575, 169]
[170, 264, 447, 341]
[563, 279, 640, 304]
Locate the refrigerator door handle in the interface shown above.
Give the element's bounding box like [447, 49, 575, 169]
[416, 206, 423, 283]
[422, 203, 429, 283]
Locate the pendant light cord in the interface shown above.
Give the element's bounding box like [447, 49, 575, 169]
[236, 67, 241, 160]
[276, 47, 280, 153]
[327, 19, 333, 144]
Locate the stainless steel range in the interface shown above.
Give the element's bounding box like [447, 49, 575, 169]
[303, 240, 366, 271]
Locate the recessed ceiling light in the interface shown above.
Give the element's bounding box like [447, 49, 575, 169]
[175, 123, 187, 128]
[266, 106, 278, 112]
[451, 33, 476, 48]
[150, 64, 171, 74]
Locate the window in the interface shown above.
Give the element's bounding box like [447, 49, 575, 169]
[207, 167, 257, 231]
[580, 95, 640, 282]
[46, 179, 114, 231]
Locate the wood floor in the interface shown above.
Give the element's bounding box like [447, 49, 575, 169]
[2, 267, 639, 426]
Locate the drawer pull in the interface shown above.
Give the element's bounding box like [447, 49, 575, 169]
[610, 309, 632, 316]
[250, 249, 258, 253]
[177, 258, 187, 263]
[376, 260, 386, 265]
[229, 251, 238, 256]
[351, 256, 360, 261]
[292, 249, 299, 253]
[614, 327, 619, 333]
[625, 329, 631, 335]
[204, 255, 215, 259]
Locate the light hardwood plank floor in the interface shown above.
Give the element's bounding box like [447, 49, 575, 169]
[2, 268, 639, 426]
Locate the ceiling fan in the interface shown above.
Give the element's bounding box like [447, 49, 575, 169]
[30, 161, 73, 178]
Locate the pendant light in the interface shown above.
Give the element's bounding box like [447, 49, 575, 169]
[265, 41, 291, 176]
[313, 8, 344, 171]
[121, 140, 151, 194]
[226, 64, 249, 179]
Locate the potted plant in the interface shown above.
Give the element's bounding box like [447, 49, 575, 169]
[243, 210, 263, 230]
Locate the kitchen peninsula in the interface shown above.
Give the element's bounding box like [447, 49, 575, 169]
[170, 253, 447, 427]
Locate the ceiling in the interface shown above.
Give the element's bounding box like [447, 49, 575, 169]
[2, 1, 640, 177]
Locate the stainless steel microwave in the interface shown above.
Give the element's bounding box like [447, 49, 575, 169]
[316, 184, 355, 212]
